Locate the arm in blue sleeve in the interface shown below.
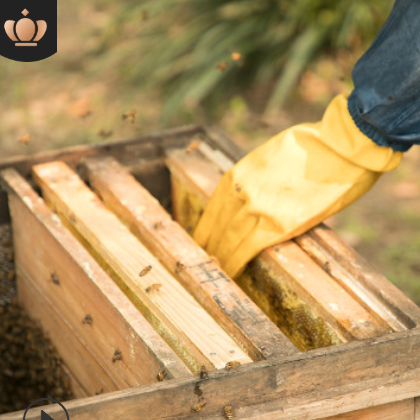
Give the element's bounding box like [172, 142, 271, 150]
[348, 0, 420, 152]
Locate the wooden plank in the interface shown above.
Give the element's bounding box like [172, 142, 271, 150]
[32, 161, 252, 372]
[300, 225, 420, 329]
[18, 273, 118, 396]
[2, 168, 190, 390]
[321, 399, 414, 420]
[5, 174, 190, 387]
[0, 125, 207, 225]
[165, 147, 393, 349]
[81, 155, 297, 361]
[4, 328, 420, 420]
[195, 136, 420, 331]
[61, 365, 89, 399]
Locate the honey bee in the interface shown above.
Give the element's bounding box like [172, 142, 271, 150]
[175, 261, 186, 273]
[112, 350, 122, 363]
[216, 61, 228, 71]
[185, 140, 201, 154]
[191, 399, 207, 413]
[79, 110, 92, 119]
[2, 238, 11, 247]
[153, 221, 165, 230]
[18, 134, 32, 144]
[83, 314, 93, 325]
[224, 405, 233, 419]
[225, 361, 241, 371]
[145, 283, 162, 293]
[140, 10, 149, 20]
[157, 370, 167, 381]
[51, 271, 60, 285]
[234, 183, 242, 193]
[200, 365, 209, 380]
[122, 110, 137, 124]
[7, 269, 15, 281]
[6, 249, 14, 262]
[97, 129, 113, 139]
[230, 52, 242, 61]
[139, 265, 153, 277]
[323, 261, 331, 274]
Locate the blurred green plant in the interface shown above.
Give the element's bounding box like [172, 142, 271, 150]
[93, 0, 393, 121]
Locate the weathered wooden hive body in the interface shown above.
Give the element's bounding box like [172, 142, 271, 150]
[1, 126, 420, 420]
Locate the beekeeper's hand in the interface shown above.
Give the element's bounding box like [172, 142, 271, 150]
[193, 94, 402, 278]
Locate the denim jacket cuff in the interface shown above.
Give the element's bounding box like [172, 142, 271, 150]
[347, 91, 412, 152]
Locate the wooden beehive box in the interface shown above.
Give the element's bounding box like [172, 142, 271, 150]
[1, 125, 420, 420]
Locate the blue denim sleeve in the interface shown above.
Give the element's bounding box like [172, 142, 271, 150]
[348, 0, 420, 152]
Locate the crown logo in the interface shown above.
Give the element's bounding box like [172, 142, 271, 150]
[4, 9, 47, 46]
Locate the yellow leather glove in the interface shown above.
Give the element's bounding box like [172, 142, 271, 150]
[193, 94, 403, 278]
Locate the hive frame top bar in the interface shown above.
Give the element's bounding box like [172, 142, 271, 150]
[0, 125, 239, 225]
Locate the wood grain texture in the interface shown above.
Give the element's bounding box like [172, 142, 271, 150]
[321, 398, 414, 420]
[32, 161, 251, 372]
[415, 397, 420, 420]
[4, 328, 420, 420]
[82, 156, 297, 361]
[18, 274, 118, 395]
[300, 225, 420, 329]
[165, 147, 394, 348]
[2, 168, 190, 394]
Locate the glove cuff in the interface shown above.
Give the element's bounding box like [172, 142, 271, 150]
[347, 91, 412, 152]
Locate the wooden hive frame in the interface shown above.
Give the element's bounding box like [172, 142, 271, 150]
[0, 125, 420, 420]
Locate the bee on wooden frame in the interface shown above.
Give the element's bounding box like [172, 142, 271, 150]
[145, 283, 162, 293]
[225, 361, 241, 371]
[224, 405, 234, 419]
[191, 399, 207, 413]
[139, 265, 153, 277]
[175, 261, 186, 273]
[112, 350, 122, 363]
[185, 140, 201, 154]
[157, 370, 167, 381]
[200, 365, 209, 380]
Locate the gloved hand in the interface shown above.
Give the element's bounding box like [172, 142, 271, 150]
[193, 94, 403, 278]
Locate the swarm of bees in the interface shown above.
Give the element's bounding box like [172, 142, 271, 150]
[122, 110, 137, 124]
[139, 265, 153, 277]
[157, 369, 167, 381]
[224, 405, 234, 419]
[225, 361, 241, 371]
[82, 314, 93, 325]
[145, 283, 162, 293]
[18, 134, 32, 144]
[191, 398, 207, 413]
[112, 350, 123, 363]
